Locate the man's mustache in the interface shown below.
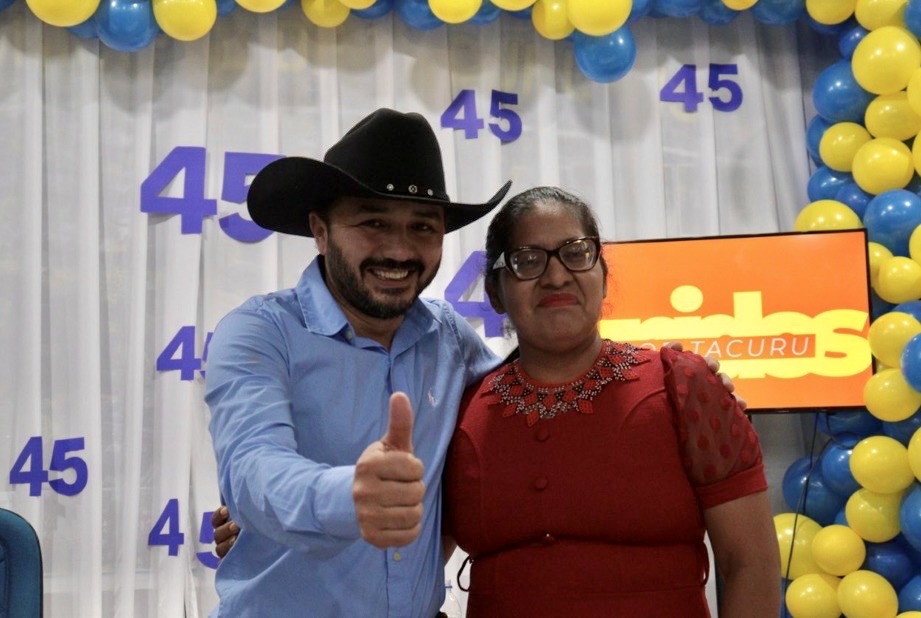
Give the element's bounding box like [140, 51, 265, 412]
[361, 258, 425, 274]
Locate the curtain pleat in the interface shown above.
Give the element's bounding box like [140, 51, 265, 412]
[0, 4, 828, 615]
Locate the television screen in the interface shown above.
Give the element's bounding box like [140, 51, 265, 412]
[599, 229, 873, 412]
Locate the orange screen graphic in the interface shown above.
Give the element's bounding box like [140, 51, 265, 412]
[598, 230, 873, 412]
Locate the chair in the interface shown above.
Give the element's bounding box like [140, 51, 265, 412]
[0, 508, 43, 618]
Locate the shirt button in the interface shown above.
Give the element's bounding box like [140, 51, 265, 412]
[535, 427, 550, 442]
[393, 551, 402, 561]
[533, 476, 548, 490]
[542, 533, 555, 545]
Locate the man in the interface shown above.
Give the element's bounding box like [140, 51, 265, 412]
[205, 108, 511, 617]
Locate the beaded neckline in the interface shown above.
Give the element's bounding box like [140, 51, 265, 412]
[486, 340, 646, 426]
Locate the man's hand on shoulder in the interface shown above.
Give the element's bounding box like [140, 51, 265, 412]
[663, 341, 747, 411]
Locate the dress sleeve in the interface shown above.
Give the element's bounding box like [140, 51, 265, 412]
[661, 347, 767, 509]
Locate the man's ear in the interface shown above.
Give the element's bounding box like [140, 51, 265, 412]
[309, 212, 328, 253]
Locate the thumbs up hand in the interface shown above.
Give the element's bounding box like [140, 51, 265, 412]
[353, 392, 426, 548]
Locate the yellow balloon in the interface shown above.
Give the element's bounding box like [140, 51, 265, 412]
[429, 0, 481, 23]
[566, 0, 630, 36]
[866, 92, 921, 141]
[852, 26, 921, 96]
[302, 0, 350, 26]
[723, 0, 757, 9]
[867, 310, 921, 366]
[911, 129, 921, 177]
[793, 199, 863, 232]
[845, 488, 904, 541]
[876, 256, 921, 304]
[339, 0, 375, 9]
[900, 613, 921, 618]
[236, 0, 286, 12]
[837, 569, 899, 618]
[820, 121, 872, 171]
[908, 69, 921, 117]
[869, 242, 895, 289]
[785, 573, 842, 618]
[852, 137, 915, 194]
[864, 367, 921, 421]
[25, 0, 100, 27]
[490, 0, 536, 9]
[855, 0, 907, 30]
[910, 225, 921, 264]
[811, 524, 866, 576]
[908, 426, 921, 480]
[153, 0, 217, 42]
[775, 512, 824, 580]
[807, 0, 857, 24]
[532, 0, 574, 40]
[850, 435, 915, 493]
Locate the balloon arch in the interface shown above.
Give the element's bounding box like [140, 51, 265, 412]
[15, 0, 921, 614]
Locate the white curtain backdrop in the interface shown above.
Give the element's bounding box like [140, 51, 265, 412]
[0, 3, 833, 616]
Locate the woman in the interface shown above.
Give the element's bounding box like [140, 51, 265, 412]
[442, 186, 780, 617]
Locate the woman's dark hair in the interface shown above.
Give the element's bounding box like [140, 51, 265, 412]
[484, 186, 608, 296]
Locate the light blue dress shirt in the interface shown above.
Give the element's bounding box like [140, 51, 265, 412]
[206, 257, 499, 617]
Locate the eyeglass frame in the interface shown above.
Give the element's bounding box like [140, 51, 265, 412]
[492, 236, 602, 281]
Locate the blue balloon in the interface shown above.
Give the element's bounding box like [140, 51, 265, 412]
[865, 540, 915, 590]
[812, 59, 875, 123]
[573, 27, 637, 84]
[903, 333, 921, 392]
[699, 0, 738, 24]
[807, 14, 855, 37]
[872, 290, 897, 320]
[354, 0, 394, 18]
[94, 0, 160, 53]
[900, 483, 921, 553]
[835, 181, 872, 219]
[507, 6, 532, 19]
[806, 115, 832, 165]
[807, 165, 852, 202]
[68, 16, 98, 39]
[751, 0, 804, 24]
[782, 456, 847, 525]
[834, 506, 849, 525]
[0, 0, 14, 11]
[863, 189, 921, 256]
[652, 0, 701, 18]
[819, 434, 861, 497]
[883, 407, 921, 445]
[395, 0, 443, 29]
[469, 0, 500, 24]
[838, 22, 868, 59]
[906, 0, 921, 39]
[629, 0, 653, 22]
[818, 408, 883, 438]
[900, 574, 921, 611]
[217, 0, 237, 15]
[894, 300, 921, 323]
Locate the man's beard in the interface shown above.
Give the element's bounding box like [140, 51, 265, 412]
[323, 239, 440, 320]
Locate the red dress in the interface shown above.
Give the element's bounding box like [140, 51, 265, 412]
[442, 341, 767, 617]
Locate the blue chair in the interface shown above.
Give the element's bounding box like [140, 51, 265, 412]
[0, 508, 43, 618]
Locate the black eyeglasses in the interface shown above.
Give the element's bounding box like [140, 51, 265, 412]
[493, 236, 601, 281]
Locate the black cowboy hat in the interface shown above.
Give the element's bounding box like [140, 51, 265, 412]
[247, 108, 512, 237]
